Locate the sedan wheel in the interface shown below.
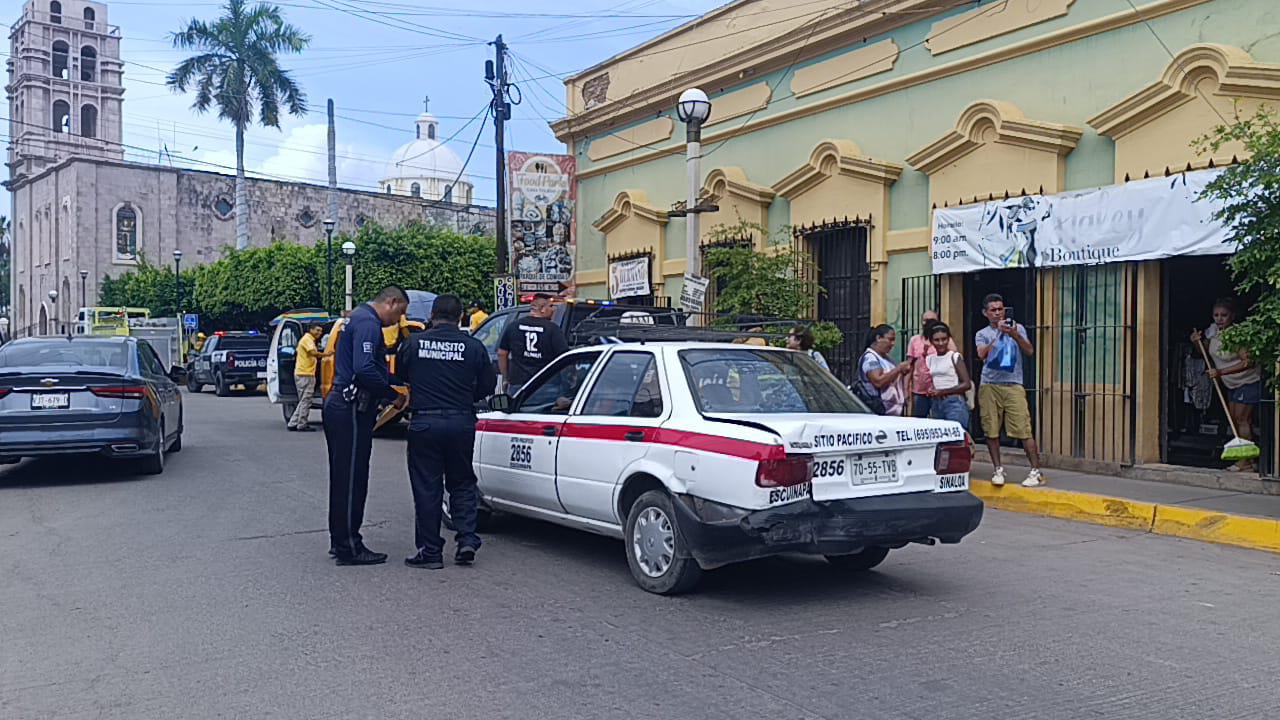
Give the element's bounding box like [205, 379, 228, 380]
[623, 490, 702, 595]
[139, 419, 165, 475]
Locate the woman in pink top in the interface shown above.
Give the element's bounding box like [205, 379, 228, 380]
[905, 312, 956, 418]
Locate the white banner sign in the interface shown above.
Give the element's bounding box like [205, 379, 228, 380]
[608, 257, 651, 299]
[679, 273, 710, 314]
[930, 169, 1232, 274]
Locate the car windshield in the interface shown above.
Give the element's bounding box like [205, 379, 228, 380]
[680, 348, 867, 414]
[0, 340, 129, 369]
[218, 337, 268, 351]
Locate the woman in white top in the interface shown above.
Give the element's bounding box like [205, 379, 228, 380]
[922, 322, 972, 426]
[859, 324, 911, 415]
[1190, 298, 1262, 472]
[787, 326, 829, 371]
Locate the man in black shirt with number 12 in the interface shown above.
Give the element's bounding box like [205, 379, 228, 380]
[498, 293, 569, 394]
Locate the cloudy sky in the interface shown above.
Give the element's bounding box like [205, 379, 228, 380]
[20, 0, 730, 206]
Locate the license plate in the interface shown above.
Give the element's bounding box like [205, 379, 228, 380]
[31, 392, 70, 410]
[848, 453, 899, 486]
[256, 371, 267, 379]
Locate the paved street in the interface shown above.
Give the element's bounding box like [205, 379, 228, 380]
[2, 393, 1278, 720]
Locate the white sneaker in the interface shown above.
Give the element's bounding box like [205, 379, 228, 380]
[991, 467, 1006, 486]
[1021, 469, 1044, 487]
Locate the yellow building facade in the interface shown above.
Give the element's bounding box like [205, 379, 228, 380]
[554, 0, 1280, 481]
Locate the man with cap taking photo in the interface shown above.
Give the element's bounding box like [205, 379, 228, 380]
[398, 294, 497, 569]
[324, 285, 410, 566]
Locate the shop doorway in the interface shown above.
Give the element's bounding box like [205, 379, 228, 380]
[1161, 255, 1269, 471]
[962, 268, 1037, 445]
[805, 222, 871, 385]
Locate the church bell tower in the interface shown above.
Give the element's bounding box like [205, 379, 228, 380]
[6, 0, 124, 184]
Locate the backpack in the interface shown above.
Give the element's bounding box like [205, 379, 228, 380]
[853, 350, 888, 415]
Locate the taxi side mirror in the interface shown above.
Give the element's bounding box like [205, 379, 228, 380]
[488, 394, 513, 413]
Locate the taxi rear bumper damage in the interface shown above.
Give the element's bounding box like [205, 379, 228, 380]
[671, 491, 984, 570]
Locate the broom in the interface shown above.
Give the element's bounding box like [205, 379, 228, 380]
[1194, 337, 1260, 463]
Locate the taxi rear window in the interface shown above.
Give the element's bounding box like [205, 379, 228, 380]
[679, 348, 867, 415]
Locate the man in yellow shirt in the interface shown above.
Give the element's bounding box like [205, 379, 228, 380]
[288, 324, 331, 432]
[467, 300, 490, 334]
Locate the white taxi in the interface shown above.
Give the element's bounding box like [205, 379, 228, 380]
[469, 342, 982, 594]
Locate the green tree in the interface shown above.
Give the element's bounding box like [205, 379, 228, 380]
[702, 220, 842, 352]
[99, 257, 198, 318]
[1197, 108, 1280, 380]
[167, 0, 309, 250]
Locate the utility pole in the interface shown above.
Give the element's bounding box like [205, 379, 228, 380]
[489, 35, 510, 276]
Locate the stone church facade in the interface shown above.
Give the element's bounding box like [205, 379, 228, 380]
[5, 0, 494, 334]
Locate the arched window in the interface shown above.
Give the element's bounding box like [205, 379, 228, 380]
[385, 184, 391, 194]
[62, 278, 71, 322]
[80, 46, 96, 82]
[83, 7, 95, 30]
[115, 204, 138, 261]
[52, 41, 69, 79]
[427, 124, 436, 140]
[49, 1, 62, 24]
[80, 104, 97, 138]
[410, 182, 421, 198]
[52, 100, 70, 133]
[443, 185, 453, 204]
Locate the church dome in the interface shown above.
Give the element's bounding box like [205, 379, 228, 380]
[380, 110, 473, 204]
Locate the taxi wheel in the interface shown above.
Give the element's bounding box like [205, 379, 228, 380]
[824, 546, 890, 571]
[624, 490, 702, 595]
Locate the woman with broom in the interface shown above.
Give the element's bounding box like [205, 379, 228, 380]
[1191, 298, 1262, 472]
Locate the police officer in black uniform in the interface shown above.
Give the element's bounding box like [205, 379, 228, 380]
[325, 285, 410, 566]
[398, 294, 497, 569]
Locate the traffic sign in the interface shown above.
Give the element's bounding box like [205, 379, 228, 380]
[182, 313, 199, 331]
[494, 275, 518, 312]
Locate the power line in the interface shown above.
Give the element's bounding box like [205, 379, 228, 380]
[1121, 0, 1229, 125]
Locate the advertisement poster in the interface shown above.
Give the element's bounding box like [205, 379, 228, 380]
[931, 169, 1231, 274]
[508, 152, 577, 295]
[608, 257, 651, 299]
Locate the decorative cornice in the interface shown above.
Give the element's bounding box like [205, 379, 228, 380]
[773, 139, 903, 199]
[702, 166, 776, 206]
[1089, 44, 1280, 139]
[586, 117, 674, 162]
[907, 100, 1082, 175]
[592, 189, 670, 234]
[926, 0, 1075, 56]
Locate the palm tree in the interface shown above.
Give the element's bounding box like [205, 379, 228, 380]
[167, 1, 309, 250]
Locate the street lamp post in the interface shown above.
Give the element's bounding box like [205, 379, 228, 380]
[322, 219, 336, 315]
[78, 269, 88, 313]
[677, 88, 712, 281]
[173, 250, 183, 314]
[48, 289, 59, 335]
[341, 241, 356, 312]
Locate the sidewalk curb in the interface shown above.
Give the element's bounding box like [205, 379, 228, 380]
[970, 480, 1280, 554]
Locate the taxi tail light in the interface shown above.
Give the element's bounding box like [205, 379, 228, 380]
[91, 385, 149, 400]
[0, 389, 10, 398]
[935, 435, 974, 475]
[755, 456, 813, 488]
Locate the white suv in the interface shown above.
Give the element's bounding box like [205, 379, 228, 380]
[468, 342, 982, 594]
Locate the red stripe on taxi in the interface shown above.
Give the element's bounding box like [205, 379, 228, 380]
[478, 419, 785, 462]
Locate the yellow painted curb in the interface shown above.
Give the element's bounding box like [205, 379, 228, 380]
[971, 480, 1156, 532]
[971, 479, 1280, 554]
[1153, 504, 1280, 554]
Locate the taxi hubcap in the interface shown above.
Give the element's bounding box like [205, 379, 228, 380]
[632, 506, 674, 578]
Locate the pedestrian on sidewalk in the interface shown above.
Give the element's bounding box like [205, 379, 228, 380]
[466, 299, 490, 334]
[1191, 298, 1262, 472]
[287, 323, 332, 432]
[323, 286, 410, 566]
[906, 310, 956, 418]
[397, 294, 496, 570]
[975, 293, 1043, 487]
[923, 322, 972, 426]
[857, 324, 911, 416]
[787, 325, 829, 371]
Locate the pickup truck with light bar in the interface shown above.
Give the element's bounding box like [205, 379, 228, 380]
[463, 340, 983, 595]
[185, 331, 270, 397]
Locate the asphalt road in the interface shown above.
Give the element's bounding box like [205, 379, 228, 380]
[3, 392, 1279, 720]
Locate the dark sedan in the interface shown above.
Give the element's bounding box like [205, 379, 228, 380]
[0, 336, 186, 474]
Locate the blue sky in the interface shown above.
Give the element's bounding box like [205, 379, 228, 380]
[65, 0, 727, 206]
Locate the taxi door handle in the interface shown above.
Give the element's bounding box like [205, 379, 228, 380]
[624, 431, 645, 442]
[542, 426, 558, 437]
